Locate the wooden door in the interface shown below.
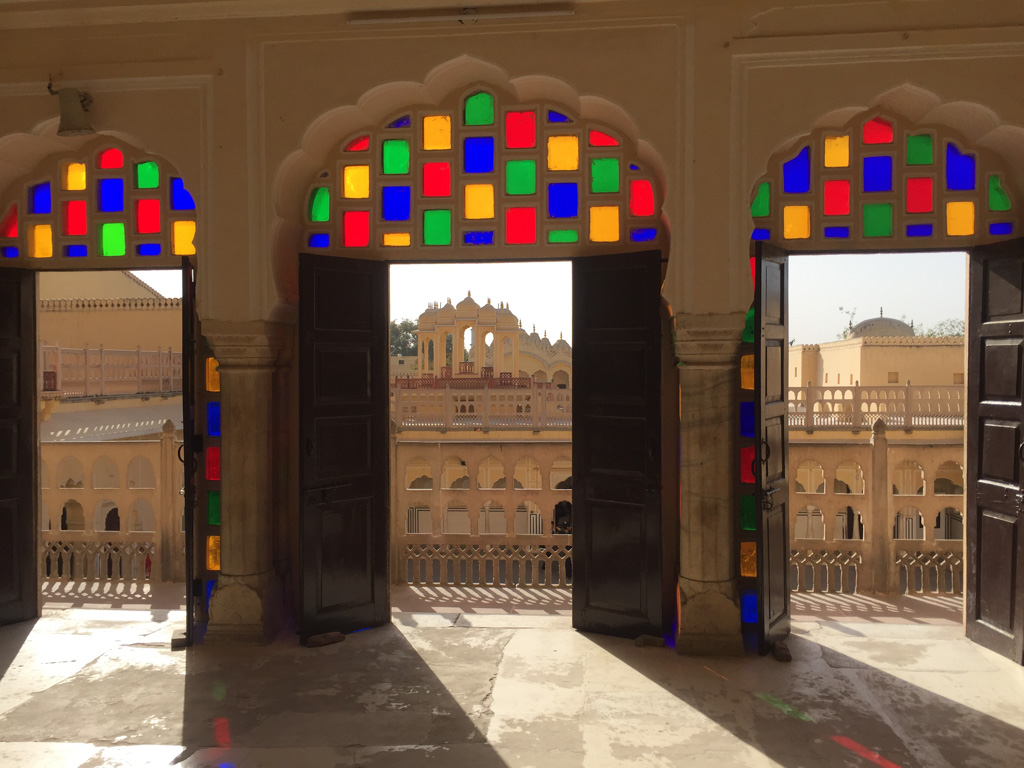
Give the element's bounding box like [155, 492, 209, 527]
[755, 242, 790, 650]
[299, 253, 389, 641]
[572, 251, 669, 638]
[0, 270, 36, 626]
[967, 238, 1024, 663]
[180, 260, 197, 645]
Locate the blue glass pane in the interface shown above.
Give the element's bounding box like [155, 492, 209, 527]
[741, 591, 758, 624]
[906, 224, 933, 237]
[751, 228, 770, 241]
[782, 146, 810, 194]
[137, 243, 161, 256]
[30, 182, 51, 214]
[382, 186, 411, 221]
[205, 579, 216, 610]
[548, 183, 578, 219]
[629, 164, 639, 171]
[387, 115, 411, 129]
[990, 222, 1014, 236]
[207, 402, 222, 437]
[464, 231, 494, 245]
[65, 244, 87, 257]
[171, 178, 196, 211]
[547, 110, 571, 123]
[824, 226, 850, 239]
[464, 137, 495, 173]
[740, 402, 755, 438]
[1, 246, 18, 258]
[946, 143, 976, 191]
[97, 178, 124, 212]
[862, 156, 893, 193]
[630, 228, 657, 242]
[307, 233, 329, 248]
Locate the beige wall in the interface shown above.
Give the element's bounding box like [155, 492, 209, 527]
[38, 302, 182, 353]
[792, 338, 964, 388]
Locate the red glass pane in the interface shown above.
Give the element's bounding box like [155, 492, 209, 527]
[98, 148, 124, 168]
[135, 199, 161, 234]
[823, 180, 850, 216]
[629, 180, 655, 217]
[589, 130, 619, 147]
[505, 111, 536, 149]
[749, 256, 756, 287]
[740, 446, 755, 484]
[423, 162, 451, 197]
[343, 210, 370, 247]
[905, 177, 933, 213]
[0, 204, 18, 238]
[862, 117, 894, 145]
[62, 200, 87, 236]
[505, 207, 536, 244]
[206, 446, 221, 481]
[344, 135, 370, 152]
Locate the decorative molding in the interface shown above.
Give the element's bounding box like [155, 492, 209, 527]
[203, 320, 293, 369]
[39, 298, 182, 312]
[673, 311, 747, 368]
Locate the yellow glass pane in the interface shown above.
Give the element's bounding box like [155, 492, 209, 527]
[343, 165, 369, 199]
[423, 115, 452, 151]
[382, 232, 411, 247]
[946, 201, 974, 236]
[63, 162, 87, 191]
[824, 135, 849, 168]
[783, 205, 810, 239]
[741, 355, 755, 390]
[465, 184, 494, 220]
[30, 224, 52, 259]
[206, 358, 221, 393]
[589, 206, 619, 243]
[740, 541, 757, 578]
[173, 220, 197, 255]
[547, 135, 579, 171]
[207, 535, 221, 571]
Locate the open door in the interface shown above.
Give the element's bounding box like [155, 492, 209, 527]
[180, 259, 197, 646]
[967, 238, 1024, 663]
[754, 241, 790, 651]
[572, 250, 668, 638]
[0, 269, 36, 626]
[299, 253, 389, 641]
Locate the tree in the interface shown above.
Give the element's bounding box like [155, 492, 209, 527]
[921, 318, 965, 337]
[389, 318, 417, 356]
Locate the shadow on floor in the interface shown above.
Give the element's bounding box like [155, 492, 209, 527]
[391, 583, 571, 615]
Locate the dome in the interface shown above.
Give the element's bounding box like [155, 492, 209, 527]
[478, 298, 496, 322]
[456, 291, 480, 313]
[495, 302, 518, 329]
[436, 298, 455, 321]
[848, 316, 914, 338]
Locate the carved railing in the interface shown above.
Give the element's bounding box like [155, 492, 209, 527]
[40, 533, 156, 583]
[393, 381, 571, 430]
[896, 545, 963, 595]
[402, 536, 573, 588]
[789, 541, 963, 595]
[790, 548, 864, 594]
[40, 344, 182, 399]
[787, 383, 964, 430]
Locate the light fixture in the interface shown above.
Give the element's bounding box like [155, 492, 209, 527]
[47, 80, 94, 137]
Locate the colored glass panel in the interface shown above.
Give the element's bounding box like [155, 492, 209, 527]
[31, 182, 51, 214]
[423, 162, 451, 197]
[862, 117, 894, 144]
[505, 208, 537, 245]
[547, 110, 571, 123]
[0, 205, 17, 238]
[465, 92, 494, 126]
[946, 201, 975, 236]
[66, 245, 87, 257]
[100, 222, 126, 257]
[946, 143, 976, 191]
[589, 130, 619, 147]
[548, 229, 578, 244]
[590, 158, 619, 194]
[742, 309, 755, 343]
[739, 445, 755, 483]
[170, 178, 195, 210]
[464, 231, 494, 245]
[344, 136, 370, 152]
[382, 232, 411, 247]
[907, 134, 934, 165]
[506, 160, 536, 196]
[991, 223, 1014, 236]
[863, 203, 893, 237]
[382, 186, 411, 221]
[206, 535, 221, 571]
[97, 179, 124, 212]
[307, 233, 329, 248]
[505, 111, 536, 149]
[387, 115, 411, 129]
[824, 226, 850, 239]
[548, 183, 578, 218]
[464, 184, 494, 220]
[343, 165, 370, 198]
[907, 224, 933, 238]
[782, 147, 810, 194]
[783, 205, 810, 239]
[629, 164, 639, 171]
[740, 542, 757, 578]
[135, 199, 161, 234]
[136, 161, 159, 189]
[589, 206, 619, 242]
[207, 402, 221, 437]
[751, 228, 770, 241]
[905, 178, 933, 213]
[208, 491, 221, 526]
[989, 175, 1012, 212]
[64, 162, 87, 191]
[382, 140, 411, 175]
[464, 137, 495, 173]
[750, 182, 770, 218]
[343, 211, 370, 247]
[206, 358, 221, 392]
[62, 200, 87, 236]
[547, 136, 579, 171]
[1, 246, 17, 258]
[172, 220, 196, 255]
[740, 495, 756, 531]
[740, 401, 755, 438]
[29, 224, 52, 259]
[741, 591, 758, 623]
[98, 148, 124, 168]
[206, 447, 221, 481]
[631, 179, 656, 217]
[137, 244, 161, 256]
[422, 115, 452, 150]
[823, 180, 850, 216]
[823, 135, 849, 168]
[862, 156, 893, 192]
[423, 210, 452, 246]
[630, 228, 657, 242]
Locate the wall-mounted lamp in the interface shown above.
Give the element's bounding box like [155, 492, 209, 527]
[47, 80, 94, 137]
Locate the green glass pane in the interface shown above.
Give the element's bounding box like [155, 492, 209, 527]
[100, 222, 125, 256]
[750, 182, 770, 218]
[989, 175, 1012, 212]
[208, 490, 221, 526]
[741, 307, 755, 343]
[906, 134, 933, 166]
[423, 209, 451, 246]
[136, 161, 159, 189]
[590, 158, 620, 194]
[863, 203, 893, 237]
[308, 187, 330, 222]
[506, 160, 536, 196]
[465, 92, 494, 126]
[382, 139, 410, 175]
[740, 494, 756, 531]
[548, 229, 578, 244]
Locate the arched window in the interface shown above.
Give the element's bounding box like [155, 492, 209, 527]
[834, 507, 864, 541]
[553, 500, 573, 534]
[56, 457, 85, 489]
[404, 457, 433, 490]
[95, 500, 120, 532]
[441, 457, 470, 489]
[60, 499, 85, 531]
[833, 460, 865, 495]
[894, 507, 925, 540]
[550, 457, 572, 490]
[129, 499, 156, 532]
[795, 460, 825, 494]
[933, 461, 965, 495]
[91, 455, 120, 489]
[794, 506, 825, 539]
[934, 507, 964, 540]
[893, 460, 925, 495]
[515, 501, 544, 535]
[406, 505, 431, 534]
[480, 501, 506, 535]
[126, 456, 156, 489]
[443, 503, 470, 534]
[513, 457, 542, 490]
[476, 456, 505, 489]
[552, 369, 570, 389]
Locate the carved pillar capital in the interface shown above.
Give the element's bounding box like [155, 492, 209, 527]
[203, 320, 294, 370]
[673, 311, 747, 369]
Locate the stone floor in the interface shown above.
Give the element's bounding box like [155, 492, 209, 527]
[1, 586, 1023, 767]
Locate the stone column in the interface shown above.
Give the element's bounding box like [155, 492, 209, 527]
[675, 311, 747, 656]
[204, 321, 290, 642]
[867, 419, 894, 593]
[158, 419, 176, 582]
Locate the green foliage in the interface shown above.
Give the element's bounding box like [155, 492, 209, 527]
[389, 318, 417, 356]
[921, 318, 964, 337]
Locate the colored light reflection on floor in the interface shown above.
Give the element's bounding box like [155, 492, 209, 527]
[214, 717, 231, 747]
[213, 680, 226, 702]
[703, 665, 729, 682]
[755, 692, 814, 722]
[831, 735, 903, 768]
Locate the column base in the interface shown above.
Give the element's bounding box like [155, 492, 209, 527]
[675, 580, 745, 656]
[205, 571, 284, 644]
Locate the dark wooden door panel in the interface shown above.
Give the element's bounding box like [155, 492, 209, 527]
[180, 260, 198, 645]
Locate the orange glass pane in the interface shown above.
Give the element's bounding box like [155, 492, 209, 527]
[206, 357, 221, 392]
[206, 535, 221, 571]
[547, 136, 579, 171]
[741, 355, 754, 390]
[63, 162, 87, 191]
[946, 201, 974, 236]
[589, 206, 619, 242]
[423, 115, 452, 151]
[740, 542, 757, 578]
[29, 224, 52, 259]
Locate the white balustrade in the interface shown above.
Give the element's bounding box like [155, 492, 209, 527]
[787, 383, 964, 430]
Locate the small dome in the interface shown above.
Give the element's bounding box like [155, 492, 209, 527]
[478, 298, 496, 322]
[456, 291, 480, 312]
[436, 298, 455, 320]
[495, 302, 518, 329]
[848, 316, 914, 338]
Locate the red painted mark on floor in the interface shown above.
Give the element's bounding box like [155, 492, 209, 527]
[832, 735, 903, 768]
[214, 717, 232, 747]
[703, 665, 729, 681]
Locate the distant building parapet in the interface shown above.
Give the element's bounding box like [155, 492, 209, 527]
[39, 298, 182, 312]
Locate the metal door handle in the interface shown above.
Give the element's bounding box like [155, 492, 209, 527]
[761, 439, 771, 464]
[177, 444, 185, 463]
